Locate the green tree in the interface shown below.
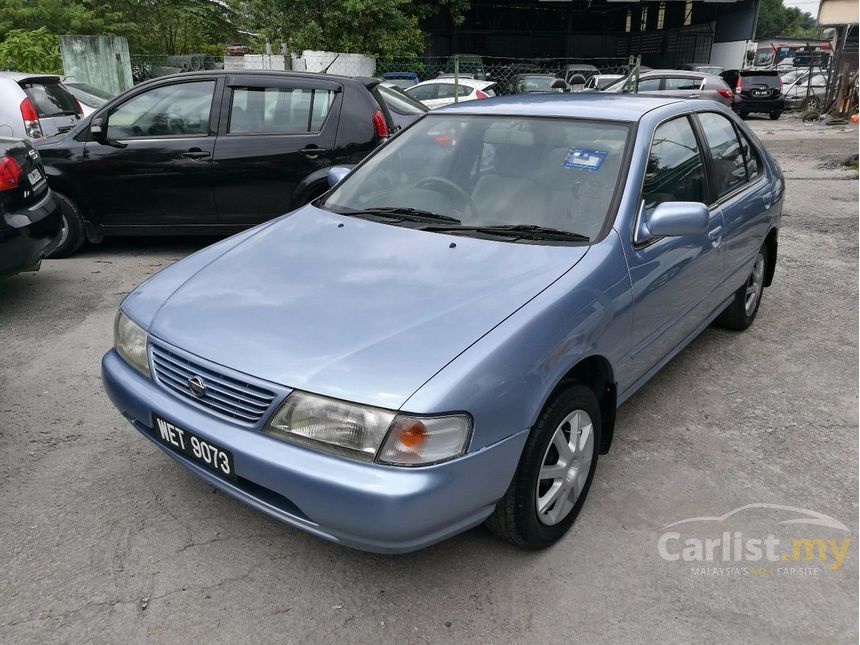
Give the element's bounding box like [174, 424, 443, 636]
[234, 0, 424, 57]
[0, 0, 133, 40]
[0, 27, 62, 72]
[756, 0, 819, 39]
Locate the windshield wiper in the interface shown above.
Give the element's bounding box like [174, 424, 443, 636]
[424, 224, 590, 242]
[337, 206, 461, 224]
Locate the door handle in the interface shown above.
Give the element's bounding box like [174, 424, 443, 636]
[762, 192, 773, 209]
[299, 146, 328, 159]
[708, 226, 723, 247]
[182, 149, 211, 160]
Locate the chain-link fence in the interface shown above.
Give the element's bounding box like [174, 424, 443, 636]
[129, 53, 632, 92]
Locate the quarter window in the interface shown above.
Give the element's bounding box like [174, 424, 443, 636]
[737, 130, 762, 180]
[642, 116, 708, 212]
[229, 87, 334, 134]
[107, 81, 215, 139]
[698, 112, 746, 198]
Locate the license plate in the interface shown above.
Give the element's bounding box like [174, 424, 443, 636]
[27, 168, 43, 187]
[152, 416, 235, 479]
[753, 90, 769, 97]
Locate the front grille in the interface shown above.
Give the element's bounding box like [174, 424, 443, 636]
[150, 343, 276, 424]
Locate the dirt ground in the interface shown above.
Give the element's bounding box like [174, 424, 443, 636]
[1, 114, 857, 644]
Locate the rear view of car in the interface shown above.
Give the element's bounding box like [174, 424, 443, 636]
[0, 137, 61, 278]
[0, 73, 83, 139]
[722, 69, 785, 119]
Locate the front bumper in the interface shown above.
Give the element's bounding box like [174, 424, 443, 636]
[0, 190, 61, 278]
[102, 350, 528, 553]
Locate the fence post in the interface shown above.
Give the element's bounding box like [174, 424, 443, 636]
[453, 54, 459, 103]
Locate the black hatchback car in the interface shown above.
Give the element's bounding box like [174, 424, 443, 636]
[0, 137, 61, 278]
[35, 71, 398, 257]
[721, 69, 785, 120]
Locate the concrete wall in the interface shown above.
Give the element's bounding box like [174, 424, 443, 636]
[60, 35, 133, 96]
[224, 54, 286, 71]
[710, 40, 749, 70]
[292, 51, 376, 77]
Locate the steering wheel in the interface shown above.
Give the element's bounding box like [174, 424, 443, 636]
[412, 176, 478, 219]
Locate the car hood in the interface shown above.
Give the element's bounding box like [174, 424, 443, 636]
[144, 207, 588, 409]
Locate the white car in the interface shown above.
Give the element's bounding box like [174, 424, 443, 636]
[0, 72, 83, 139]
[405, 79, 497, 109]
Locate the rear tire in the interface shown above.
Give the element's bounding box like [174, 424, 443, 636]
[715, 245, 768, 331]
[485, 383, 601, 549]
[769, 110, 782, 120]
[46, 193, 85, 259]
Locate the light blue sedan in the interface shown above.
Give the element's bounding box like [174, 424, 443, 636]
[102, 94, 783, 552]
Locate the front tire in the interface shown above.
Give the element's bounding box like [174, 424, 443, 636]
[715, 246, 768, 331]
[486, 383, 601, 549]
[46, 193, 86, 258]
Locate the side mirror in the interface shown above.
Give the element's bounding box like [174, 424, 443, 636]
[551, 78, 568, 91]
[635, 201, 709, 244]
[327, 165, 351, 188]
[90, 116, 127, 149]
[90, 116, 105, 140]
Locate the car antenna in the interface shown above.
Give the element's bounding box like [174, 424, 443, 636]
[321, 53, 340, 74]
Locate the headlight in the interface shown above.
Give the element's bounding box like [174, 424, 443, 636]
[114, 310, 150, 377]
[264, 391, 472, 466]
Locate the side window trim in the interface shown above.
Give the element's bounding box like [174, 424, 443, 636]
[105, 77, 220, 141]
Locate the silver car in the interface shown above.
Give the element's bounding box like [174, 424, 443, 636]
[603, 69, 733, 107]
[0, 73, 82, 139]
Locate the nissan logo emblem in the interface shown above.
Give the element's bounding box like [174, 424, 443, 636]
[187, 375, 206, 398]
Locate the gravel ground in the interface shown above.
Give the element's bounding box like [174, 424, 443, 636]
[1, 115, 857, 644]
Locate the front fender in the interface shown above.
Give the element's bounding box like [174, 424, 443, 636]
[402, 230, 634, 451]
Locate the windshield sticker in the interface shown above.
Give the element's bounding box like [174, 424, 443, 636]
[563, 148, 607, 171]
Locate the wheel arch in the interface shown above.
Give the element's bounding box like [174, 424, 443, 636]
[291, 168, 335, 210]
[763, 226, 778, 287]
[544, 354, 617, 455]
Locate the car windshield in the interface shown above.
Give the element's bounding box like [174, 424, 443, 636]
[377, 84, 428, 115]
[19, 80, 82, 117]
[322, 115, 630, 241]
[516, 76, 555, 92]
[741, 73, 780, 87]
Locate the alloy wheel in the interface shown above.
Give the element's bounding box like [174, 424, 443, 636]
[745, 252, 765, 316]
[535, 409, 594, 526]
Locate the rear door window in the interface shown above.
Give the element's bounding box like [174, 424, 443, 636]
[228, 87, 335, 134]
[664, 76, 703, 91]
[642, 116, 708, 213]
[638, 77, 662, 92]
[737, 130, 762, 180]
[407, 84, 438, 101]
[19, 80, 81, 117]
[697, 112, 747, 199]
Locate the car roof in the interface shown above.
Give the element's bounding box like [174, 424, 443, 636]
[0, 71, 61, 81]
[435, 92, 686, 121]
[410, 78, 496, 90]
[133, 69, 377, 87]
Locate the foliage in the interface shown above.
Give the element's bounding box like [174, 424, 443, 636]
[756, 0, 819, 39]
[0, 27, 63, 73]
[235, 0, 425, 58]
